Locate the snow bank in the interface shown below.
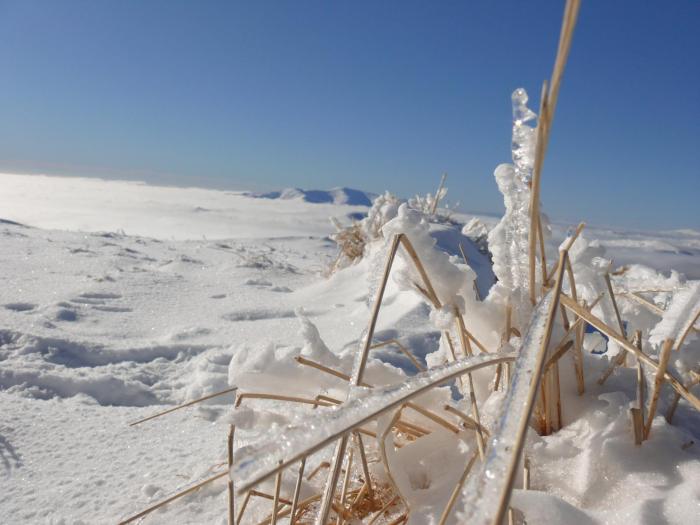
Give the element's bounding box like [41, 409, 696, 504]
[246, 186, 376, 206]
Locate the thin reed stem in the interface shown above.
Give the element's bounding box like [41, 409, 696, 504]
[644, 339, 675, 439]
[370, 339, 426, 372]
[228, 425, 235, 525]
[438, 451, 479, 525]
[128, 386, 238, 426]
[430, 173, 447, 215]
[560, 294, 700, 411]
[118, 471, 228, 524]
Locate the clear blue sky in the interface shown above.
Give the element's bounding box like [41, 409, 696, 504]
[0, 1, 698, 229]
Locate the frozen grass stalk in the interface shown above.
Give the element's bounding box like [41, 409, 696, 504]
[116, 1, 700, 522]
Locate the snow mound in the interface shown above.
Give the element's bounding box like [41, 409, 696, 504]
[246, 187, 376, 206]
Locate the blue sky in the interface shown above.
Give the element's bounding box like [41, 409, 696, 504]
[0, 1, 698, 229]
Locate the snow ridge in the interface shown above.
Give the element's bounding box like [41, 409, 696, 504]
[246, 187, 376, 206]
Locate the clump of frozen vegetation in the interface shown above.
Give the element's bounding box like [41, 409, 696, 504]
[407, 184, 459, 223]
[329, 191, 402, 272]
[329, 182, 460, 273]
[382, 204, 477, 311]
[226, 86, 700, 525]
[407, 187, 448, 216]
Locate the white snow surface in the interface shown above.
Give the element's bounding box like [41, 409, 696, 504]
[1, 173, 699, 524]
[457, 209, 700, 281]
[0, 173, 370, 240]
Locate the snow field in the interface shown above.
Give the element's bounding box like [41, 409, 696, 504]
[0, 168, 698, 524]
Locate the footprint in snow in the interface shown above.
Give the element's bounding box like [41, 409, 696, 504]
[0, 434, 22, 472]
[68, 247, 96, 255]
[244, 278, 272, 287]
[81, 292, 122, 299]
[70, 292, 122, 305]
[223, 308, 298, 322]
[55, 308, 78, 322]
[3, 302, 36, 312]
[93, 305, 132, 313]
[67, 292, 130, 315]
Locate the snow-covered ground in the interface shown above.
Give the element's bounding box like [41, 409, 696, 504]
[1, 173, 698, 524]
[452, 211, 700, 282]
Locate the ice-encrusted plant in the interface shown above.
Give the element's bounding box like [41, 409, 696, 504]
[486, 87, 550, 328]
[329, 177, 459, 275]
[407, 174, 460, 224]
[119, 2, 700, 524]
[328, 191, 402, 273]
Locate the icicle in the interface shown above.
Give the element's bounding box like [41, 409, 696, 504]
[486, 88, 538, 326]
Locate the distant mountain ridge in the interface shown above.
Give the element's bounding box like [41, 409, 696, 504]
[245, 187, 376, 206]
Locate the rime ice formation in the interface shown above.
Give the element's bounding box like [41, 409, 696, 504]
[649, 282, 700, 349]
[487, 88, 540, 326]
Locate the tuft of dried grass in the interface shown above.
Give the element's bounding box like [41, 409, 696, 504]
[330, 220, 367, 271]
